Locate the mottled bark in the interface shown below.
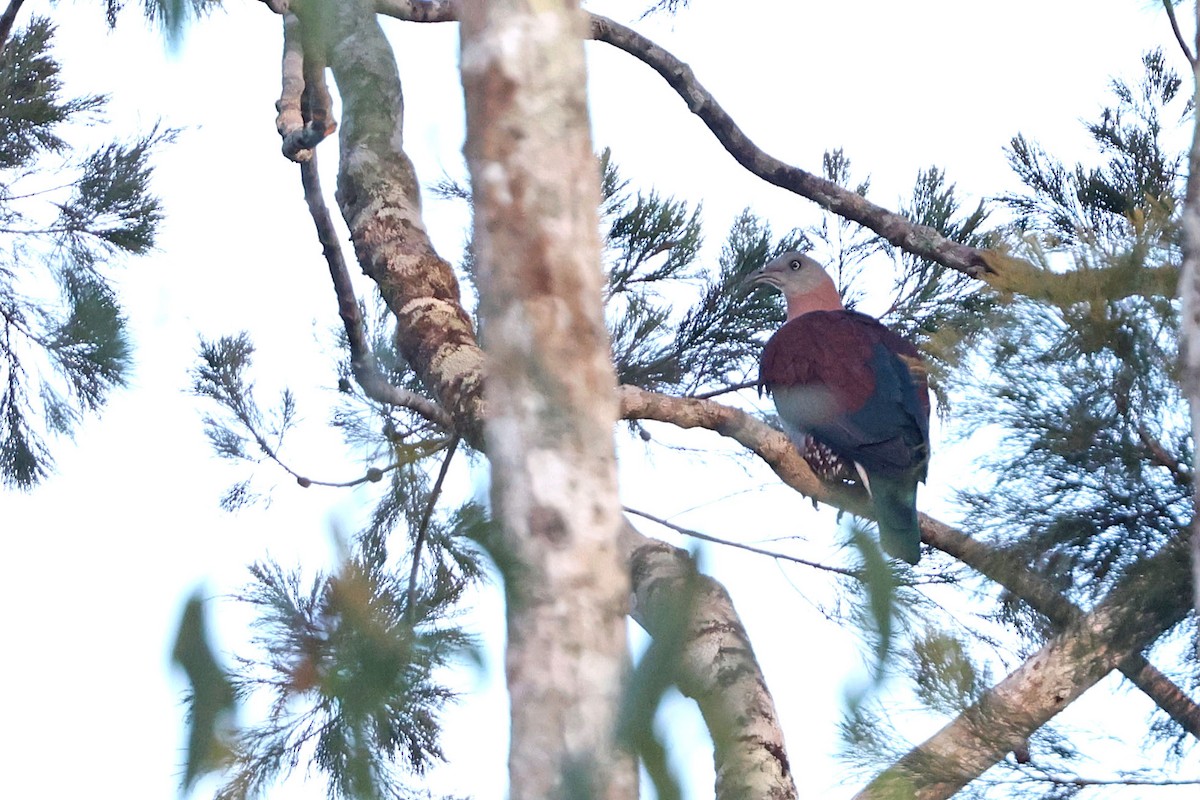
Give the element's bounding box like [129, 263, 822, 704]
[318, 0, 485, 444]
[275, 12, 335, 162]
[1177, 0, 1200, 649]
[297, 154, 453, 428]
[459, 2, 633, 799]
[620, 523, 798, 800]
[855, 533, 1194, 800]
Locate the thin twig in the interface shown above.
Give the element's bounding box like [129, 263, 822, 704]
[284, 462, 400, 488]
[1137, 423, 1192, 486]
[624, 506, 862, 577]
[407, 433, 460, 619]
[1163, 0, 1197, 65]
[2, 180, 79, 201]
[990, 769, 1200, 788]
[245, 420, 416, 489]
[690, 380, 756, 400]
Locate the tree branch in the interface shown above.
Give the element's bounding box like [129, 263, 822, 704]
[620, 521, 798, 800]
[275, 14, 307, 157]
[620, 385, 1200, 740]
[374, 1, 1189, 302]
[318, 0, 486, 447]
[584, 14, 996, 278]
[372, 1, 994, 280]
[854, 532, 1194, 800]
[374, 0, 455, 21]
[1137, 423, 1193, 487]
[407, 433, 458, 617]
[274, 12, 338, 162]
[920, 516, 1200, 741]
[1163, 0, 1197, 65]
[0, 0, 25, 50]
[297, 155, 454, 428]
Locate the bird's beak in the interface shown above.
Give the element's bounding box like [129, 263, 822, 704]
[744, 267, 780, 290]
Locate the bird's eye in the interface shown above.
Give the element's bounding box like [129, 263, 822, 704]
[789, 259, 802, 271]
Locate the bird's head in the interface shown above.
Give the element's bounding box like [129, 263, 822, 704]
[748, 251, 842, 319]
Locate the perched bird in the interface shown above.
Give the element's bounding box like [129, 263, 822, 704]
[752, 251, 930, 564]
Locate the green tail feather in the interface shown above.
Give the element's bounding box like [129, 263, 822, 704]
[870, 475, 921, 565]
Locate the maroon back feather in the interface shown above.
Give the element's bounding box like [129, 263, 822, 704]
[759, 310, 929, 416]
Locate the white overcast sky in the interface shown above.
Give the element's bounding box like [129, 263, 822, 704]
[1, 1, 1196, 798]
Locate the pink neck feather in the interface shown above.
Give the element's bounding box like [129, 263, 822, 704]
[786, 276, 843, 320]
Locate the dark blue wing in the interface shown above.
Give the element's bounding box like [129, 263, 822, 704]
[761, 311, 929, 477]
[811, 341, 928, 476]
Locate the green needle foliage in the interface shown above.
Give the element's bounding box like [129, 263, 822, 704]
[192, 326, 491, 797]
[0, 17, 166, 487]
[600, 150, 806, 394]
[215, 551, 474, 800]
[190, 71, 1197, 790]
[841, 51, 1197, 790]
[1003, 49, 1183, 248]
[958, 49, 1191, 602]
[890, 166, 995, 395]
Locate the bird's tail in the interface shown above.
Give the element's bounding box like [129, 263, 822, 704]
[869, 475, 921, 565]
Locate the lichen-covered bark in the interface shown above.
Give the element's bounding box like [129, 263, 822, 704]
[322, 0, 485, 444]
[854, 533, 1194, 800]
[620, 524, 798, 800]
[459, 2, 633, 799]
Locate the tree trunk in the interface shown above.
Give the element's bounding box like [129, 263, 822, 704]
[1178, 3, 1200, 644]
[459, 3, 634, 799]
